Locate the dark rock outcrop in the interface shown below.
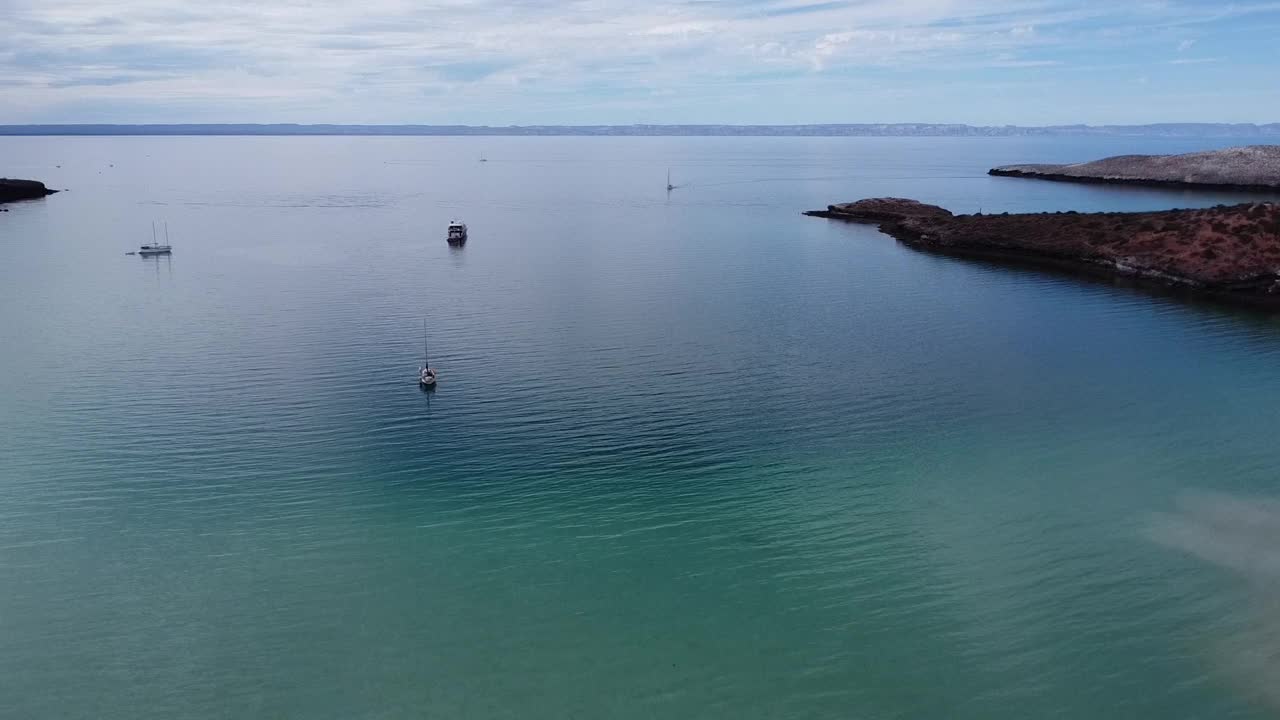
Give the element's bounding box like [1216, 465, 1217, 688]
[806, 197, 954, 224]
[0, 178, 58, 203]
[989, 145, 1280, 192]
[807, 198, 1280, 308]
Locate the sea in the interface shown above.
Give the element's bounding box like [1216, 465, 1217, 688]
[3, 135, 1280, 719]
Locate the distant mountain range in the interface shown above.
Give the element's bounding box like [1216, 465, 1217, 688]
[2, 123, 1279, 137]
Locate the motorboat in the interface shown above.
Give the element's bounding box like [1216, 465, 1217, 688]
[447, 221, 467, 245]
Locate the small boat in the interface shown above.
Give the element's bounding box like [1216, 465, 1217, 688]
[666, 169, 675, 192]
[447, 220, 467, 245]
[140, 221, 172, 255]
[419, 320, 437, 387]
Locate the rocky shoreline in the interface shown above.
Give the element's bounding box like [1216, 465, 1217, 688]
[0, 178, 58, 203]
[989, 145, 1280, 192]
[807, 198, 1280, 308]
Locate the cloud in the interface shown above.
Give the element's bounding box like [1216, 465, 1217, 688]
[641, 21, 718, 37]
[986, 59, 1062, 68]
[1, 0, 1278, 122]
[761, 1, 851, 18]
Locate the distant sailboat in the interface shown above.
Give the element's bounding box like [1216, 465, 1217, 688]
[418, 320, 437, 387]
[666, 169, 675, 192]
[139, 221, 172, 255]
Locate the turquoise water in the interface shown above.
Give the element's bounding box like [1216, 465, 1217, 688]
[4, 136, 1280, 719]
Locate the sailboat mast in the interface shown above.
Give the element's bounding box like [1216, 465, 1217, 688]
[151, 222, 156, 245]
[423, 319, 429, 367]
[164, 222, 170, 245]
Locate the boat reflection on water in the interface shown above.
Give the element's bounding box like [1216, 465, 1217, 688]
[139, 251, 173, 278]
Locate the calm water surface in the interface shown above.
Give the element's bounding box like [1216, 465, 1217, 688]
[3, 136, 1280, 719]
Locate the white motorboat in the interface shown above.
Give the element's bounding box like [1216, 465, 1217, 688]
[447, 221, 467, 245]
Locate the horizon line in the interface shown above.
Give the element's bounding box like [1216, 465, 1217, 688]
[3, 122, 1280, 138]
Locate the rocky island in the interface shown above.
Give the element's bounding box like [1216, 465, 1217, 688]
[0, 178, 58, 203]
[807, 198, 1280, 308]
[990, 145, 1280, 192]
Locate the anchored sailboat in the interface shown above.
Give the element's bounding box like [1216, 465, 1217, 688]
[418, 320, 437, 387]
[666, 169, 675, 192]
[139, 221, 172, 255]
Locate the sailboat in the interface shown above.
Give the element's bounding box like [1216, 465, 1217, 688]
[666, 169, 675, 192]
[139, 221, 172, 255]
[418, 320, 437, 387]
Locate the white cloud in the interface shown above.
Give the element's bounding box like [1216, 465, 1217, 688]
[1, 0, 1277, 122]
[641, 21, 717, 37]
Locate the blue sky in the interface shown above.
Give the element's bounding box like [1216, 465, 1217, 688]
[2, 0, 1278, 125]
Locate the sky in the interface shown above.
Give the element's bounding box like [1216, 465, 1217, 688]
[2, 0, 1279, 125]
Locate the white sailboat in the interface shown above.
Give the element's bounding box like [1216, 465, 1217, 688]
[666, 169, 675, 192]
[419, 320, 437, 387]
[139, 222, 172, 255]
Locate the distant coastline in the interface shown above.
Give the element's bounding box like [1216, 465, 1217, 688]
[3, 123, 1280, 138]
[990, 145, 1280, 192]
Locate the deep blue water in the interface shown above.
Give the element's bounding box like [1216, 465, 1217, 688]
[3, 135, 1280, 719]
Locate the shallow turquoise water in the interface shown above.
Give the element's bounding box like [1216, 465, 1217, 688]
[3, 136, 1280, 718]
